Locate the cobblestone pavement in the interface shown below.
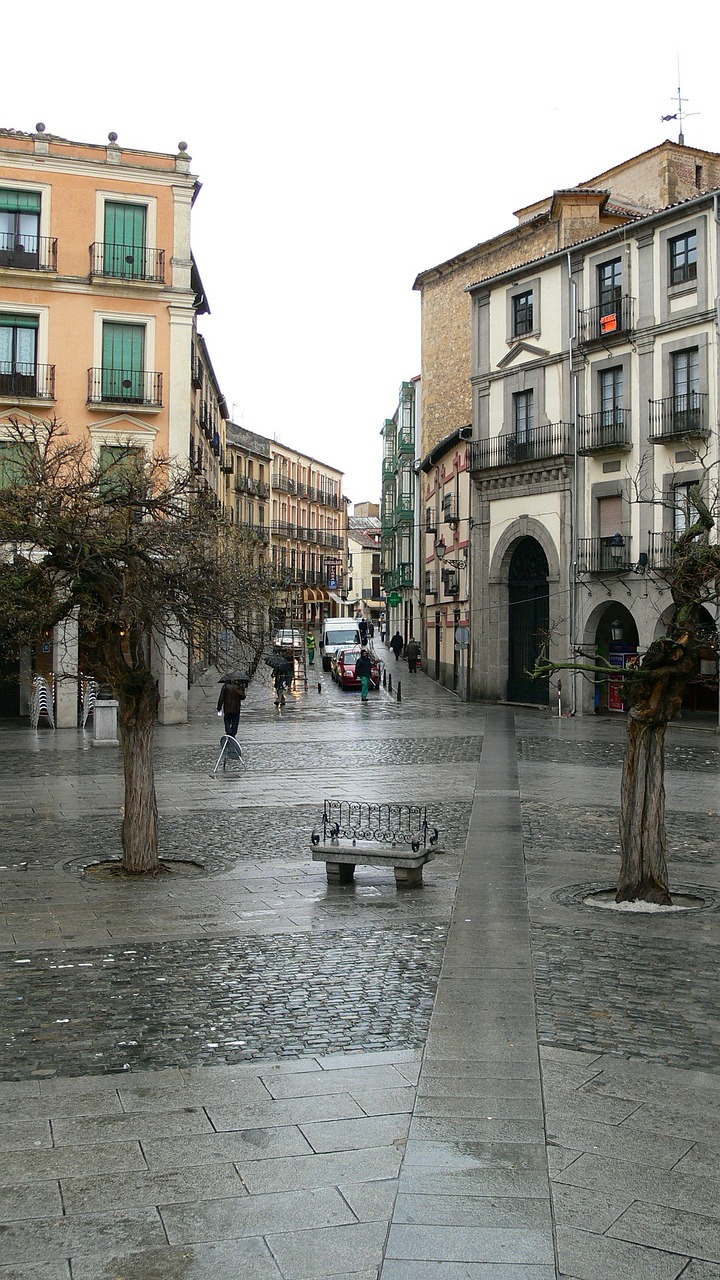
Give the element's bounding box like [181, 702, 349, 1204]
[1, 659, 720, 1278]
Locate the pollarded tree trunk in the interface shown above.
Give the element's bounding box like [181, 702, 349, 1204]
[118, 674, 160, 873]
[617, 711, 671, 904]
[616, 632, 697, 905]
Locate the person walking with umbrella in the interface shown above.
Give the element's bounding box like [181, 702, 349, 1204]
[217, 674, 248, 737]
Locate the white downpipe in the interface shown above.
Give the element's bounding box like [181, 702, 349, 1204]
[567, 252, 578, 716]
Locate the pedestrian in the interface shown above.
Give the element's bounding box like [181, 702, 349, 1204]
[306, 630, 315, 666]
[368, 621, 375, 641]
[273, 669, 288, 707]
[358, 616, 368, 646]
[217, 679, 246, 737]
[355, 648, 372, 702]
[406, 637, 421, 674]
[390, 631, 404, 662]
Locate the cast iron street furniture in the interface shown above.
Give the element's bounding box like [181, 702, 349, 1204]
[311, 800, 439, 886]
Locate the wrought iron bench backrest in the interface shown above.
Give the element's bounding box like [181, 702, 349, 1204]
[317, 800, 438, 853]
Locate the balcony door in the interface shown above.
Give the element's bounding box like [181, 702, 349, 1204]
[0, 190, 40, 269]
[598, 258, 622, 332]
[507, 537, 549, 705]
[672, 348, 700, 432]
[0, 313, 38, 397]
[103, 202, 146, 279]
[599, 367, 623, 438]
[102, 322, 144, 402]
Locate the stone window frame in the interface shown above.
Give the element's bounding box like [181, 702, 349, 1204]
[588, 478, 631, 541]
[658, 213, 707, 319]
[584, 244, 630, 310]
[505, 277, 541, 343]
[588, 352, 632, 417]
[658, 331, 708, 401]
[658, 465, 705, 535]
[501, 366, 546, 435]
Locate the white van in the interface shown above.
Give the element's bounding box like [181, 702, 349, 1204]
[320, 617, 360, 671]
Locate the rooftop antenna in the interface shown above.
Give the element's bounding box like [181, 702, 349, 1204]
[661, 58, 699, 145]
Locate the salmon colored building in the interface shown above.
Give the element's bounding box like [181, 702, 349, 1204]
[0, 124, 211, 725]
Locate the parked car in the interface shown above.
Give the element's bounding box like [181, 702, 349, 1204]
[332, 646, 381, 691]
[320, 617, 361, 671]
[272, 628, 303, 657]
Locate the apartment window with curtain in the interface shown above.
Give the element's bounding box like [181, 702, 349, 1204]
[600, 367, 623, 426]
[0, 313, 38, 396]
[0, 189, 40, 268]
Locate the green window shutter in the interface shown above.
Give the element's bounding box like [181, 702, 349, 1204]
[0, 190, 41, 212]
[103, 202, 146, 278]
[102, 322, 145, 401]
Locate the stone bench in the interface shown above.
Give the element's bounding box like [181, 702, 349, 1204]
[311, 799, 439, 887]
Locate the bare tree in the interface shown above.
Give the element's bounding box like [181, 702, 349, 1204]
[535, 479, 719, 905]
[0, 417, 274, 875]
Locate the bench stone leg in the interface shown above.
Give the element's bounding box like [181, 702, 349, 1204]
[326, 861, 355, 884]
[394, 865, 423, 887]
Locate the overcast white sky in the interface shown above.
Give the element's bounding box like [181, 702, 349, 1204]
[4, 0, 720, 506]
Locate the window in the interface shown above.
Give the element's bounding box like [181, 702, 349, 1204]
[600, 367, 623, 427]
[0, 189, 40, 269]
[673, 482, 694, 536]
[102, 202, 147, 279]
[669, 231, 697, 285]
[597, 259, 622, 333]
[0, 313, 38, 396]
[101, 321, 145, 402]
[672, 347, 700, 431]
[98, 444, 144, 500]
[512, 291, 533, 337]
[513, 389, 533, 442]
[0, 440, 33, 488]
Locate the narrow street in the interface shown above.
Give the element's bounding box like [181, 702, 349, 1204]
[1, 645, 719, 1278]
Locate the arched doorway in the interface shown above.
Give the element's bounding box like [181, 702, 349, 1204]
[594, 604, 638, 713]
[507, 537, 549, 704]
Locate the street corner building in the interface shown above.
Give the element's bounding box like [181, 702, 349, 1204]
[409, 140, 720, 715]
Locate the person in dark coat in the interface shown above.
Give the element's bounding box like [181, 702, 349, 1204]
[390, 632, 404, 661]
[406, 638, 421, 674]
[358, 616, 368, 646]
[355, 648, 372, 702]
[217, 680, 246, 736]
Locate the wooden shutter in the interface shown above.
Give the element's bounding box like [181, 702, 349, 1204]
[599, 494, 622, 538]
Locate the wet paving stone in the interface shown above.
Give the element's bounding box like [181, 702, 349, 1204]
[532, 923, 720, 1070]
[0, 924, 446, 1080]
[518, 734, 720, 775]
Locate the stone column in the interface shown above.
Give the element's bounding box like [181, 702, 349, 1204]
[153, 626, 188, 725]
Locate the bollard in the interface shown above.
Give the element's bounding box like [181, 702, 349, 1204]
[397, 681, 402, 702]
[382, 668, 386, 688]
[317, 682, 322, 693]
[388, 674, 392, 695]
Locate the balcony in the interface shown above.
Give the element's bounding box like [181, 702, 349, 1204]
[397, 562, 414, 588]
[0, 363, 55, 401]
[577, 535, 634, 574]
[397, 427, 414, 456]
[393, 494, 414, 523]
[649, 393, 709, 442]
[425, 570, 437, 595]
[235, 475, 258, 494]
[272, 472, 296, 493]
[470, 421, 573, 472]
[578, 297, 634, 344]
[0, 234, 57, 272]
[256, 480, 269, 498]
[87, 368, 162, 408]
[382, 457, 396, 481]
[89, 243, 165, 284]
[272, 519, 297, 539]
[647, 532, 675, 570]
[577, 410, 632, 454]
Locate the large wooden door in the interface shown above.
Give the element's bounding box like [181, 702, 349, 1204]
[507, 537, 549, 705]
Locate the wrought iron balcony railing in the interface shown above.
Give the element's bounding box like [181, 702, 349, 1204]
[647, 532, 675, 570]
[649, 393, 709, 441]
[0, 363, 55, 400]
[577, 410, 632, 454]
[89, 242, 165, 283]
[272, 472, 296, 493]
[0, 234, 57, 272]
[578, 297, 634, 344]
[397, 427, 414, 456]
[470, 422, 573, 472]
[87, 368, 162, 407]
[577, 536, 634, 574]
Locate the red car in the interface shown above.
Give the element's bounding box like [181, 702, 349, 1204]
[332, 646, 381, 691]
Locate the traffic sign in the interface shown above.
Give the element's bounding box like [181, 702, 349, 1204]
[387, 591, 402, 607]
[455, 625, 470, 649]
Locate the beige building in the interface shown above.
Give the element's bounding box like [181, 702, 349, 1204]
[466, 170, 720, 715]
[419, 427, 472, 692]
[347, 508, 382, 620]
[414, 140, 720, 707]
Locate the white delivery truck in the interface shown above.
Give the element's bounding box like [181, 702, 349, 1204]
[319, 617, 361, 672]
